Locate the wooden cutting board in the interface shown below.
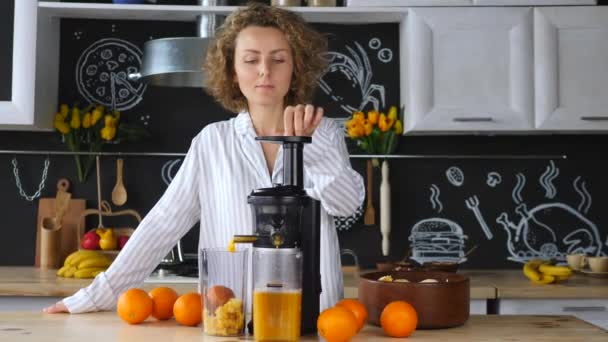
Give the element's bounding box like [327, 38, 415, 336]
[35, 197, 86, 267]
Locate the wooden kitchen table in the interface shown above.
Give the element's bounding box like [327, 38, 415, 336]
[0, 312, 606, 341]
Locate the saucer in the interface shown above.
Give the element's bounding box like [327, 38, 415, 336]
[576, 269, 608, 278]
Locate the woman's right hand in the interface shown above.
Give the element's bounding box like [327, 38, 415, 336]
[43, 301, 69, 314]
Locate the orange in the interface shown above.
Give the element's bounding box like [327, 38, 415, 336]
[149, 286, 179, 321]
[317, 306, 358, 342]
[336, 299, 368, 332]
[117, 288, 153, 324]
[173, 292, 202, 326]
[380, 300, 418, 338]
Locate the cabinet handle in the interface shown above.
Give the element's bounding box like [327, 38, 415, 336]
[580, 116, 608, 121]
[452, 117, 494, 122]
[562, 306, 606, 312]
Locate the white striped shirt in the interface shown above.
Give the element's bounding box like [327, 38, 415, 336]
[63, 112, 365, 314]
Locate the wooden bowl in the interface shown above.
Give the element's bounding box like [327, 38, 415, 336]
[421, 261, 460, 273]
[358, 271, 470, 329]
[376, 260, 420, 272]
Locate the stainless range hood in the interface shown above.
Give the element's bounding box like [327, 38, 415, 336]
[128, 0, 227, 87]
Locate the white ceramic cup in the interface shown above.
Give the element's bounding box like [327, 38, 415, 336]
[587, 256, 608, 273]
[566, 254, 587, 270]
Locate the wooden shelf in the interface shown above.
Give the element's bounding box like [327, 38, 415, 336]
[37, 2, 407, 23]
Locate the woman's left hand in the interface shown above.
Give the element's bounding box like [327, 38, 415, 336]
[283, 104, 324, 136]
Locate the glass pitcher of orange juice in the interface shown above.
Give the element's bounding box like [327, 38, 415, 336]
[252, 248, 302, 341]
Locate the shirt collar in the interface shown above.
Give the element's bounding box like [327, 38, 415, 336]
[234, 111, 255, 137]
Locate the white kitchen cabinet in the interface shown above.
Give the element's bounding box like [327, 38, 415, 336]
[499, 299, 608, 330]
[534, 7, 608, 131]
[0, 0, 55, 131]
[405, 7, 534, 134]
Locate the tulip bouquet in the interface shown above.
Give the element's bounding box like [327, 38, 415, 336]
[53, 104, 149, 182]
[344, 106, 403, 166]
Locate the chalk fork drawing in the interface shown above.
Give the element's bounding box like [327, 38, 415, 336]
[429, 184, 443, 213]
[317, 41, 387, 115]
[497, 202, 602, 263]
[161, 159, 182, 186]
[512, 173, 526, 204]
[76, 38, 146, 111]
[486, 172, 502, 188]
[465, 195, 493, 240]
[409, 218, 468, 264]
[446, 166, 464, 187]
[539, 161, 559, 199]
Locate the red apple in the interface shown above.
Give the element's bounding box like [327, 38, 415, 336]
[81, 230, 100, 250]
[118, 235, 130, 250]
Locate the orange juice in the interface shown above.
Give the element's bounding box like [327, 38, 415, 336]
[253, 289, 302, 341]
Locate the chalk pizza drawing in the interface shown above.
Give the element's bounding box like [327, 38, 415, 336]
[317, 40, 391, 116]
[429, 184, 443, 213]
[161, 159, 182, 186]
[76, 38, 146, 111]
[446, 166, 464, 187]
[409, 218, 468, 264]
[487, 172, 502, 188]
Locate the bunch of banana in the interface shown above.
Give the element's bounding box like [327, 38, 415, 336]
[56, 250, 112, 279]
[523, 259, 573, 284]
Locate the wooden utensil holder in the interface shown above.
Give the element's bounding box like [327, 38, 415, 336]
[40, 217, 62, 269]
[77, 201, 141, 259]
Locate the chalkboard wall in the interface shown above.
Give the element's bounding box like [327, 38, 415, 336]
[1, 14, 608, 270]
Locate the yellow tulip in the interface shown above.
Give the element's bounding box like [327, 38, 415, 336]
[394, 119, 403, 135]
[91, 108, 103, 125]
[347, 122, 365, 138]
[82, 112, 92, 128]
[367, 110, 379, 125]
[60, 104, 69, 119]
[54, 121, 70, 134]
[113, 111, 121, 121]
[54, 113, 64, 123]
[363, 120, 373, 136]
[388, 106, 398, 121]
[70, 107, 81, 129]
[352, 111, 365, 124]
[378, 114, 390, 132]
[104, 115, 117, 128]
[100, 126, 116, 141]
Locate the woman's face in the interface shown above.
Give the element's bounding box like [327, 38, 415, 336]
[233, 26, 294, 109]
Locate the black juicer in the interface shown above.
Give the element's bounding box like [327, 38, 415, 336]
[234, 136, 321, 336]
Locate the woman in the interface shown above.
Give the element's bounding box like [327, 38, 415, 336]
[44, 3, 364, 314]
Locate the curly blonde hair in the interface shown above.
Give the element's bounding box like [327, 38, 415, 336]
[204, 3, 328, 113]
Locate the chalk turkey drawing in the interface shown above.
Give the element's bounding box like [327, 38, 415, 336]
[317, 40, 389, 116]
[496, 162, 602, 263]
[76, 38, 146, 111]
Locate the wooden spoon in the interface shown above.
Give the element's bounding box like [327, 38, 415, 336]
[111, 158, 127, 206]
[363, 159, 375, 225]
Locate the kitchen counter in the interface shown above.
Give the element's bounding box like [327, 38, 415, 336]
[1, 267, 607, 299]
[0, 312, 606, 341]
